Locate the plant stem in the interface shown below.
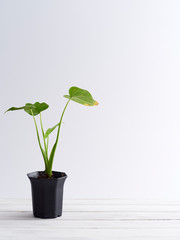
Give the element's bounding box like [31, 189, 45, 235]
[48, 99, 70, 176]
[56, 99, 71, 149]
[31, 110, 48, 171]
[40, 113, 49, 174]
[40, 113, 48, 158]
[47, 136, 49, 155]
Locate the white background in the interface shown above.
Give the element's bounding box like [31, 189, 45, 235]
[1, 0, 180, 200]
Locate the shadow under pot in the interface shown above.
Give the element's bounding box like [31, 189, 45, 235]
[27, 171, 67, 219]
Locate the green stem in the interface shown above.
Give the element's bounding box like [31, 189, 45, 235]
[31, 110, 48, 170]
[40, 113, 49, 173]
[56, 99, 71, 149]
[48, 99, 70, 176]
[40, 113, 48, 157]
[47, 136, 49, 154]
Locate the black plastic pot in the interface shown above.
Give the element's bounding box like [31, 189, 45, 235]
[27, 171, 67, 219]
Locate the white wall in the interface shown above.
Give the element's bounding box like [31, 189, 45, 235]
[1, 0, 180, 200]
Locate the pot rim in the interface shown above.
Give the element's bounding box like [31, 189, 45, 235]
[27, 171, 67, 180]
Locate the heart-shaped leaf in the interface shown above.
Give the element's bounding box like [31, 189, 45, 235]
[24, 102, 49, 116]
[64, 86, 98, 106]
[44, 123, 59, 139]
[6, 102, 49, 116]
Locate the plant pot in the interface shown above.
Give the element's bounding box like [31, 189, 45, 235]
[27, 171, 67, 219]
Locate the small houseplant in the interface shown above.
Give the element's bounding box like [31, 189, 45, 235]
[6, 86, 98, 218]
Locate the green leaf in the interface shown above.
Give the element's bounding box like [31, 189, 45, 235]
[5, 106, 25, 113]
[5, 102, 49, 116]
[64, 86, 98, 106]
[44, 123, 59, 139]
[24, 102, 49, 116]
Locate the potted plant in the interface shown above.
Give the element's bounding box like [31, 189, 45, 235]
[6, 86, 98, 219]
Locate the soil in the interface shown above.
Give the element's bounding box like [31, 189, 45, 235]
[38, 171, 66, 179]
[38, 172, 54, 179]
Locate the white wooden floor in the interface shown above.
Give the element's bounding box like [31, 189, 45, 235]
[1, 199, 180, 239]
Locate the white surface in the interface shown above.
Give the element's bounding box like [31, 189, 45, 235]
[1, 0, 180, 200]
[1, 199, 180, 239]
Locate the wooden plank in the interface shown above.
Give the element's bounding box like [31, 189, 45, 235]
[2, 228, 180, 239]
[63, 204, 180, 212]
[1, 237, 180, 240]
[1, 199, 180, 205]
[1, 219, 180, 229]
[1, 204, 180, 212]
[1, 211, 180, 220]
[1, 199, 180, 239]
